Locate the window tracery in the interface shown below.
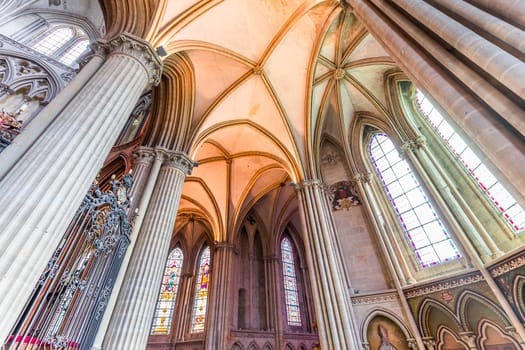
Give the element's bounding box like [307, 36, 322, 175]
[281, 237, 302, 326]
[368, 133, 461, 267]
[415, 91, 524, 232]
[191, 246, 210, 333]
[151, 247, 184, 335]
[30, 25, 89, 66]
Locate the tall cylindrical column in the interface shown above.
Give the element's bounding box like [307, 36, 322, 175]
[0, 33, 162, 341]
[295, 180, 360, 350]
[204, 243, 234, 350]
[346, 0, 525, 198]
[102, 151, 193, 350]
[91, 147, 161, 350]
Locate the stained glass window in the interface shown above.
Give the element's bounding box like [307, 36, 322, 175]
[281, 237, 301, 326]
[191, 246, 210, 333]
[416, 91, 525, 232]
[151, 247, 184, 334]
[369, 133, 461, 267]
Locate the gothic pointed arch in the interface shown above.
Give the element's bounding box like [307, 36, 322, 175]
[456, 290, 511, 332]
[247, 341, 260, 350]
[418, 298, 463, 337]
[360, 308, 412, 344]
[478, 320, 520, 350]
[435, 326, 468, 350]
[143, 51, 195, 152]
[512, 274, 525, 322]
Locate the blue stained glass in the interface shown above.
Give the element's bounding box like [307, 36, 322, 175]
[151, 247, 184, 334]
[281, 237, 302, 326]
[369, 133, 461, 267]
[416, 90, 524, 232]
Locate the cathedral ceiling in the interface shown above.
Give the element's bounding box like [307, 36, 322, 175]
[144, 0, 398, 241]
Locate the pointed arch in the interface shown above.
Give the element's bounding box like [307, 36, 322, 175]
[247, 341, 260, 350]
[281, 235, 302, 327]
[418, 298, 463, 337]
[456, 290, 511, 331]
[262, 342, 274, 350]
[478, 319, 520, 350]
[360, 308, 412, 343]
[436, 325, 468, 350]
[512, 274, 525, 321]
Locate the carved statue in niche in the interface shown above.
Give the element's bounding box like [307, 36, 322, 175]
[367, 316, 409, 350]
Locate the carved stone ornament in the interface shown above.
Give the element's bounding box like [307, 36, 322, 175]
[94, 33, 163, 86]
[321, 151, 341, 166]
[293, 179, 325, 191]
[132, 147, 156, 167]
[404, 272, 484, 298]
[160, 150, 194, 175]
[329, 180, 361, 210]
[350, 291, 397, 305]
[490, 253, 525, 277]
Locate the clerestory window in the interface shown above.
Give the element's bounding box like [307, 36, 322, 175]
[368, 133, 461, 267]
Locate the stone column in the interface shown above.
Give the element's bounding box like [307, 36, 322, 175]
[0, 53, 105, 179]
[91, 147, 161, 350]
[102, 151, 193, 350]
[295, 180, 360, 350]
[347, 0, 525, 197]
[265, 255, 284, 349]
[0, 33, 161, 341]
[205, 243, 234, 350]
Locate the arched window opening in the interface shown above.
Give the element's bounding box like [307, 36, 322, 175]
[31, 26, 89, 66]
[191, 246, 210, 333]
[416, 91, 524, 232]
[151, 247, 184, 335]
[369, 133, 461, 267]
[281, 237, 302, 326]
[32, 27, 74, 56]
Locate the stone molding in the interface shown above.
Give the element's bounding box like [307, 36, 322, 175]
[350, 291, 398, 305]
[353, 172, 371, 184]
[404, 272, 484, 298]
[132, 147, 156, 167]
[94, 33, 162, 86]
[293, 179, 326, 192]
[490, 254, 525, 277]
[159, 150, 194, 175]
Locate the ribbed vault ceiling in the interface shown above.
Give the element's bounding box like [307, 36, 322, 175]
[147, 0, 397, 241]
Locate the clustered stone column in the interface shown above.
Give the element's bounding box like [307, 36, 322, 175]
[295, 179, 360, 350]
[265, 255, 284, 348]
[346, 0, 525, 198]
[102, 150, 193, 350]
[91, 147, 162, 350]
[0, 33, 161, 341]
[204, 243, 234, 350]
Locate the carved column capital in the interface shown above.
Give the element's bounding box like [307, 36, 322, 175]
[402, 135, 427, 154]
[353, 172, 371, 184]
[162, 151, 194, 175]
[422, 337, 436, 350]
[293, 179, 326, 192]
[132, 147, 156, 167]
[407, 338, 418, 350]
[459, 331, 477, 349]
[214, 241, 235, 250]
[95, 33, 163, 86]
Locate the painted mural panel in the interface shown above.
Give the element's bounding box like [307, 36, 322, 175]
[366, 316, 408, 350]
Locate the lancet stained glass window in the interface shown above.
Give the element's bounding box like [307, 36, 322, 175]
[281, 237, 301, 326]
[151, 247, 184, 334]
[369, 133, 461, 267]
[191, 246, 210, 333]
[416, 91, 525, 232]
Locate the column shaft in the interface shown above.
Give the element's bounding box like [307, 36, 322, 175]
[466, 0, 525, 28]
[91, 147, 160, 350]
[0, 55, 105, 180]
[295, 180, 359, 350]
[0, 33, 161, 341]
[102, 151, 192, 350]
[347, 0, 525, 198]
[205, 244, 234, 350]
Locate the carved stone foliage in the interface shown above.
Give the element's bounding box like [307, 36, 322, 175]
[328, 180, 361, 210]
